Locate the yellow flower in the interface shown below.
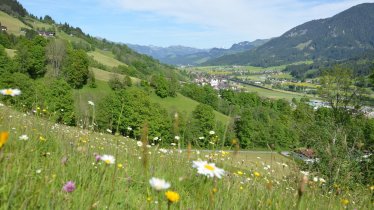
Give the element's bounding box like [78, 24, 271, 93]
[254, 171, 261, 177]
[0, 131, 9, 149]
[165, 191, 180, 203]
[39, 136, 46, 141]
[212, 188, 218, 193]
[370, 185, 374, 191]
[237, 170, 244, 175]
[117, 163, 123, 169]
[341, 199, 349, 206]
[146, 196, 152, 202]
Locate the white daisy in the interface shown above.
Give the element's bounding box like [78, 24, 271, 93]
[192, 160, 225, 179]
[101, 154, 115, 164]
[209, 131, 215, 135]
[137, 141, 143, 147]
[0, 88, 21, 96]
[88, 101, 95, 106]
[149, 177, 171, 191]
[19, 134, 29, 141]
[159, 148, 168, 154]
[174, 136, 180, 140]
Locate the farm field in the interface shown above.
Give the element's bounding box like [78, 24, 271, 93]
[237, 83, 314, 101]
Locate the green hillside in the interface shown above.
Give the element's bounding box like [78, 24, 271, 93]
[88, 50, 127, 68]
[149, 93, 231, 124]
[0, 11, 30, 35]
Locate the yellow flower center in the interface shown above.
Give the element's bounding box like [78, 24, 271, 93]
[204, 164, 215, 171]
[105, 160, 111, 164]
[4, 89, 12, 95]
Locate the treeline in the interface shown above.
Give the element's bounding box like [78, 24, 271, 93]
[0, 31, 91, 125]
[0, 0, 27, 17]
[57, 23, 181, 81]
[284, 54, 374, 80]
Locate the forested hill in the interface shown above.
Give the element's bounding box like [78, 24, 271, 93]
[0, 0, 181, 80]
[0, 0, 27, 17]
[205, 3, 374, 67]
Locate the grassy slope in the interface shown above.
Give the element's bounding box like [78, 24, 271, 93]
[24, 17, 52, 29]
[73, 78, 231, 126]
[0, 105, 371, 209]
[87, 50, 128, 68]
[90, 67, 140, 84]
[149, 93, 231, 124]
[5, 48, 16, 58]
[0, 11, 30, 35]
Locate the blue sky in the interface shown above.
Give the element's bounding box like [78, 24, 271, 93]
[18, 0, 374, 48]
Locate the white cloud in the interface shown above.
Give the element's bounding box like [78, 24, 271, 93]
[103, 0, 374, 40]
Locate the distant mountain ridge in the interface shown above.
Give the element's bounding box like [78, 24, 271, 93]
[127, 39, 269, 66]
[205, 3, 374, 67]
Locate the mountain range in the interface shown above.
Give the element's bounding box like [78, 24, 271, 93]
[127, 39, 269, 66]
[129, 3, 374, 68]
[205, 3, 374, 67]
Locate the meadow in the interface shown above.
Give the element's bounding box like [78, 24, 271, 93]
[0, 103, 373, 209]
[236, 84, 312, 101]
[0, 11, 30, 36]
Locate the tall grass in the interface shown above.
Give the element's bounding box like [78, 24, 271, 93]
[0, 105, 373, 209]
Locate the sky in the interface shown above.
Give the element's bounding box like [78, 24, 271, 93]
[17, 0, 374, 48]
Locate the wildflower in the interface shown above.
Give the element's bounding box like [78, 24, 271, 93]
[153, 137, 159, 141]
[341, 198, 349, 206]
[127, 126, 132, 131]
[174, 136, 180, 141]
[101, 154, 115, 164]
[212, 188, 218, 193]
[149, 177, 171, 191]
[137, 141, 143, 147]
[61, 156, 68, 165]
[147, 196, 152, 202]
[95, 154, 101, 162]
[117, 163, 123, 169]
[39, 136, 46, 141]
[63, 181, 76, 193]
[19, 134, 29, 141]
[313, 177, 318, 182]
[170, 143, 176, 146]
[106, 129, 112, 133]
[0, 131, 9, 149]
[88, 101, 95, 106]
[159, 148, 168, 154]
[300, 171, 309, 176]
[237, 171, 244, 176]
[165, 191, 180, 203]
[0, 88, 21, 96]
[36, 169, 42, 174]
[254, 171, 261, 177]
[192, 160, 225, 179]
[370, 185, 374, 191]
[198, 136, 205, 140]
[209, 130, 215, 135]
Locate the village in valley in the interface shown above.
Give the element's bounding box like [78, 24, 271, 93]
[182, 65, 374, 118]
